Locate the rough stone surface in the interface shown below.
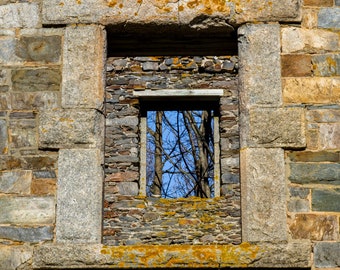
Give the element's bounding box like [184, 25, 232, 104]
[304, 0, 333, 6]
[33, 242, 311, 269]
[312, 54, 340, 77]
[282, 27, 339, 53]
[238, 23, 281, 107]
[319, 123, 340, 149]
[289, 163, 340, 185]
[15, 35, 62, 63]
[0, 170, 31, 194]
[0, 196, 55, 225]
[247, 107, 306, 148]
[39, 109, 104, 149]
[0, 226, 53, 243]
[41, 0, 301, 25]
[62, 25, 105, 109]
[0, 119, 8, 154]
[281, 54, 312, 77]
[314, 242, 340, 268]
[11, 92, 59, 110]
[12, 68, 61, 92]
[312, 189, 340, 212]
[318, 8, 340, 29]
[0, 3, 40, 28]
[241, 148, 287, 242]
[283, 78, 339, 104]
[56, 149, 103, 243]
[0, 245, 33, 270]
[289, 214, 338, 240]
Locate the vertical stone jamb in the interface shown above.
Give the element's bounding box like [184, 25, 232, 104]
[238, 23, 288, 242]
[55, 25, 106, 243]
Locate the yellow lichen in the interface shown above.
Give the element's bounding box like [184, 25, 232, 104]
[107, 0, 117, 7]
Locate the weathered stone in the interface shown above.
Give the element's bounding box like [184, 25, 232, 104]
[9, 111, 36, 119]
[307, 108, 340, 123]
[288, 151, 340, 162]
[62, 25, 105, 109]
[33, 242, 311, 269]
[312, 54, 340, 77]
[290, 187, 310, 199]
[31, 178, 56, 195]
[283, 77, 339, 104]
[57, 149, 103, 243]
[0, 245, 33, 270]
[9, 119, 37, 148]
[0, 37, 20, 64]
[11, 92, 59, 110]
[314, 242, 340, 268]
[39, 109, 104, 149]
[0, 3, 40, 28]
[319, 123, 340, 149]
[116, 182, 139, 196]
[247, 107, 306, 148]
[301, 8, 318, 29]
[0, 226, 53, 243]
[318, 8, 340, 29]
[0, 170, 31, 194]
[282, 27, 339, 53]
[288, 199, 310, 212]
[12, 68, 61, 92]
[304, 0, 333, 6]
[0, 93, 10, 110]
[241, 148, 287, 242]
[238, 23, 282, 106]
[312, 189, 340, 212]
[289, 214, 338, 240]
[15, 35, 62, 63]
[289, 163, 340, 185]
[281, 54, 312, 77]
[0, 119, 7, 154]
[42, 0, 300, 25]
[0, 196, 55, 225]
[337, 0, 340, 5]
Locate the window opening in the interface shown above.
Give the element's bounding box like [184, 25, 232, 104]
[137, 90, 221, 199]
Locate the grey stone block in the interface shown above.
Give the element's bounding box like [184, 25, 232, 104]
[12, 68, 61, 92]
[15, 36, 62, 63]
[0, 119, 7, 154]
[0, 37, 20, 64]
[0, 170, 31, 194]
[11, 92, 59, 110]
[39, 109, 104, 149]
[312, 189, 340, 212]
[0, 245, 33, 270]
[248, 107, 306, 148]
[62, 25, 105, 109]
[238, 23, 282, 107]
[312, 54, 340, 76]
[0, 196, 55, 225]
[56, 149, 103, 243]
[241, 148, 287, 242]
[318, 8, 340, 29]
[337, 0, 340, 5]
[314, 242, 340, 267]
[0, 3, 40, 28]
[0, 226, 53, 243]
[289, 163, 340, 185]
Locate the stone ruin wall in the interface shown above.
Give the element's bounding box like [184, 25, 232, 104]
[0, 0, 339, 269]
[104, 56, 240, 245]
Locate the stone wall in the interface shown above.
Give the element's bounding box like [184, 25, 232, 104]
[104, 56, 240, 245]
[282, 1, 340, 268]
[0, 0, 339, 269]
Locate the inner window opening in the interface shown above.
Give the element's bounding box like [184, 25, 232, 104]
[146, 109, 216, 199]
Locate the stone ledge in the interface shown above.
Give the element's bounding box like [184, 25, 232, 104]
[32, 242, 311, 269]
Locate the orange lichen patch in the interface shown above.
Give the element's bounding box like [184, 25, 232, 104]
[101, 244, 260, 268]
[179, 4, 184, 11]
[186, 0, 230, 14]
[137, 0, 142, 3]
[107, 0, 117, 7]
[119, 3, 123, 8]
[59, 2, 64, 6]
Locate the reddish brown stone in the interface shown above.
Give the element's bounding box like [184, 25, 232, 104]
[289, 214, 338, 240]
[303, 0, 333, 6]
[281, 54, 312, 77]
[31, 179, 56, 195]
[105, 171, 139, 182]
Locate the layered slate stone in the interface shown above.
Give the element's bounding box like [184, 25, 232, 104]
[318, 8, 340, 29]
[0, 226, 53, 243]
[314, 242, 340, 268]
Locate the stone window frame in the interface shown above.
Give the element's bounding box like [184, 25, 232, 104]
[134, 89, 223, 198]
[34, 22, 310, 267]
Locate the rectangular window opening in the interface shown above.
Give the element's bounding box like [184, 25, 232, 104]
[138, 94, 221, 199]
